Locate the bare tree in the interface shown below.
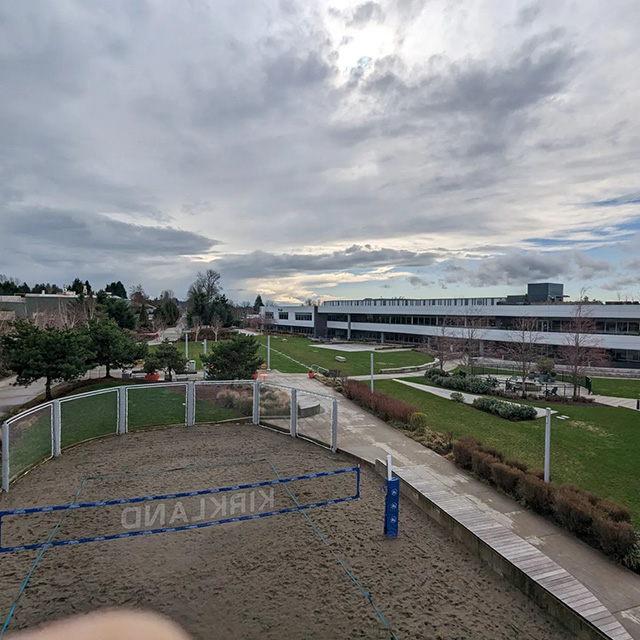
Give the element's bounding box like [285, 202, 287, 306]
[262, 312, 274, 333]
[460, 311, 483, 376]
[429, 317, 458, 371]
[211, 314, 224, 342]
[190, 315, 203, 343]
[559, 302, 609, 399]
[188, 269, 221, 302]
[501, 317, 541, 397]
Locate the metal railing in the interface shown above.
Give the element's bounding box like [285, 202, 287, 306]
[1, 380, 339, 493]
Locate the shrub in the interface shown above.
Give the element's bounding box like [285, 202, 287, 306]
[452, 435, 482, 469]
[506, 458, 528, 473]
[343, 380, 417, 426]
[481, 445, 504, 462]
[518, 475, 555, 514]
[471, 450, 500, 481]
[553, 487, 596, 536]
[409, 412, 429, 434]
[472, 397, 537, 421]
[599, 500, 632, 524]
[593, 517, 637, 559]
[424, 368, 448, 380]
[528, 468, 545, 480]
[450, 392, 464, 403]
[418, 430, 454, 455]
[491, 463, 524, 495]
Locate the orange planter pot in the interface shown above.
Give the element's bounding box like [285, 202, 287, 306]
[145, 374, 160, 382]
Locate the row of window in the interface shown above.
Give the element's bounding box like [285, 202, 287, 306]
[323, 298, 499, 307]
[326, 315, 640, 335]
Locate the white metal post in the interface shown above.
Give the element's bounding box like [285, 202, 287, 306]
[544, 407, 551, 482]
[187, 382, 196, 426]
[253, 379, 260, 425]
[117, 386, 128, 435]
[370, 353, 374, 392]
[52, 400, 62, 457]
[2, 421, 9, 492]
[331, 398, 338, 453]
[267, 334, 271, 370]
[203, 339, 207, 356]
[387, 454, 393, 481]
[290, 388, 297, 438]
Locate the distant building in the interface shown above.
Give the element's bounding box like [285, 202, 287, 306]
[261, 283, 640, 369]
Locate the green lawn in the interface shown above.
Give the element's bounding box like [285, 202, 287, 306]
[375, 379, 640, 524]
[591, 377, 640, 399]
[257, 335, 432, 375]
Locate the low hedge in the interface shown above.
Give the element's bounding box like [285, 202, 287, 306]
[451, 435, 640, 570]
[342, 380, 417, 425]
[471, 397, 538, 421]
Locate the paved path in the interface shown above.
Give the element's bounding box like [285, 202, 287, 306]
[592, 395, 639, 410]
[0, 376, 47, 418]
[268, 372, 640, 639]
[393, 378, 553, 418]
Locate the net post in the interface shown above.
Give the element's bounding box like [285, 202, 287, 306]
[187, 382, 196, 426]
[290, 388, 297, 438]
[331, 398, 338, 453]
[52, 400, 61, 457]
[2, 421, 9, 492]
[252, 379, 260, 425]
[384, 455, 399, 538]
[117, 386, 128, 435]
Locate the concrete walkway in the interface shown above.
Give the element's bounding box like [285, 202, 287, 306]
[394, 378, 553, 418]
[269, 372, 640, 639]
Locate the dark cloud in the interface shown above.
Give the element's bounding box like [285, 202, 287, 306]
[406, 275, 432, 287]
[217, 246, 438, 279]
[348, 2, 384, 26]
[440, 251, 612, 288]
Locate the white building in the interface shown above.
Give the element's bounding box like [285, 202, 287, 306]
[261, 283, 640, 369]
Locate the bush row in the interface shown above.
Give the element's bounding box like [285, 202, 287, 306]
[471, 397, 538, 421]
[452, 436, 639, 568]
[424, 369, 493, 394]
[342, 380, 417, 425]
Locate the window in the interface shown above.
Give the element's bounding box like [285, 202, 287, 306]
[295, 312, 312, 321]
[279, 312, 289, 320]
[265, 312, 274, 319]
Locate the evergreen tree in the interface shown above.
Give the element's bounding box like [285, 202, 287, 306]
[69, 278, 84, 295]
[154, 340, 187, 381]
[1, 321, 92, 400]
[100, 297, 136, 330]
[253, 294, 264, 312]
[201, 334, 263, 380]
[105, 281, 127, 298]
[87, 317, 145, 377]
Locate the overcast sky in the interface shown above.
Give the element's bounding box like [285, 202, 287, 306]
[1, 0, 639, 303]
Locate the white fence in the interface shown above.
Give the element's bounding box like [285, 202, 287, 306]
[1, 381, 339, 492]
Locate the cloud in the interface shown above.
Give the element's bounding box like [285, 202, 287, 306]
[406, 275, 432, 287]
[0, 1, 639, 300]
[216, 245, 438, 280]
[439, 251, 613, 288]
[588, 192, 640, 207]
[348, 2, 384, 27]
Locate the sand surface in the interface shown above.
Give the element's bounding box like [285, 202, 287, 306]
[0, 423, 572, 639]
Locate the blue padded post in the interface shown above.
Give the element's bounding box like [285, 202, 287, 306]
[384, 477, 399, 538]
